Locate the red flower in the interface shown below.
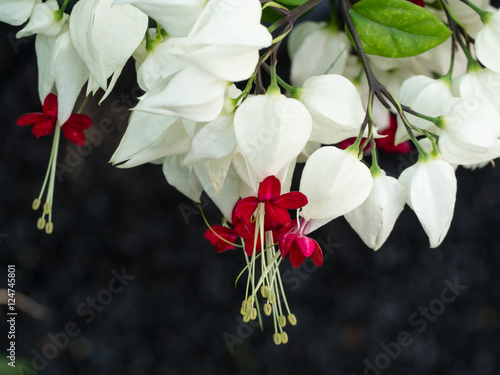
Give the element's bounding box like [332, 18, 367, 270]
[235, 176, 308, 232]
[61, 114, 93, 146]
[279, 219, 323, 268]
[205, 225, 239, 253]
[375, 115, 412, 154]
[17, 93, 58, 138]
[17, 93, 92, 146]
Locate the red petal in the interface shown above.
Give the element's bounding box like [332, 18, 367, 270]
[264, 201, 290, 231]
[407, 0, 424, 6]
[274, 191, 308, 210]
[310, 240, 323, 267]
[43, 93, 58, 118]
[234, 196, 259, 229]
[295, 235, 317, 257]
[62, 124, 86, 146]
[257, 175, 281, 201]
[32, 119, 56, 138]
[65, 114, 93, 130]
[289, 241, 306, 267]
[279, 232, 296, 258]
[16, 113, 45, 126]
[204, 225, 238, 253]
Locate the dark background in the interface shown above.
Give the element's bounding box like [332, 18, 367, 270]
[1, 3, 500, 375]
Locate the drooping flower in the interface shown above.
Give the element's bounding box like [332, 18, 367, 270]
[345, 169, 406, 250]
[398, 155, 457, 248]
[16, 0, 68, 38]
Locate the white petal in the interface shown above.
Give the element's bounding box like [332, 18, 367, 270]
[70, 0, 148, 91]
[299, 146, 373, 229]
[399, 159, 457, 248]
[162, 155, 203, 203]
[299, 74, 366, 144]
[135, 65, 228, 122]
[113, 0, 205, 37]
[16, 0, 65, 38]
[290, 24, 348, 86]
[234, 92, 312, 189]
[396, 75, 451, 144]
[476, 11, 500, 73]
[345, 171, 406, 250]
[194, 162, 240, 220]
[183, 113, 236, 164]
[111, 111, 189, 167]
[52, 26, 89, 124]
[0, 0, 37, 26]
[35, 33, 57, 103]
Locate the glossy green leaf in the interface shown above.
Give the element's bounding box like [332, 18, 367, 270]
[346, 0, 451, 58]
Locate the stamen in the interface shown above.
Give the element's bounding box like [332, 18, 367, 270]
[34, 123, 61, 234]
[267, 291, 276, 304]
[278, 315, 286, 327]
[273, 333, 282, 345]
[260, 285, 269, 298]
[264, 303, 272, 316]
[288, 314, 297, 326]
[280, 332, 289, 344]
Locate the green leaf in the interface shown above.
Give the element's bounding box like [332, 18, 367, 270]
[346, 0, 451, 58]
[274, 0, 308, 5]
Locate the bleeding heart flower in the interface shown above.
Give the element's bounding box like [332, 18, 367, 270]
[17, 93, 92, 146]
[235, 175, 308, 232]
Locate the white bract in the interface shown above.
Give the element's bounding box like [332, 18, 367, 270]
[297, 74, 367, 144]
[399, 157, 457, 248]
[70, 0, 148, 97]
[396, 75, 452, 144]
[476, 10, 500, 73]
[36, 25, 89, 124]
[345, 170, 406, 250]
[0, 0, 37, 26]
[437, 97, 500, 165]
[113, 0, 205, 37]
[234, 91, 312, 192]
[17, 0, 68, 38]
[288, 21, 349, 86]
[299, 146, 373, 233]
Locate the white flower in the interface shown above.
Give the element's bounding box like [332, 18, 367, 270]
[437, 96, 500, 165]
[399, 156, 457, 248]
[234, 91, 312, 192]
[113, 0, 205, 37]
[451, 67, 500, 113]
[0, 0, 37, 26]
[288, 21, 348, 86]
[345, 170, 406, 250]
[17, 0, 68, 38]
[475, 9, 500, 73]
[70, 0, 148, 98]
[299, 146, 373, 233]
[297, 74, 366, 144]
[396, 75, 452, 144]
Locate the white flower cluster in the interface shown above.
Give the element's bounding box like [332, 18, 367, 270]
[2, 0, 499, 254]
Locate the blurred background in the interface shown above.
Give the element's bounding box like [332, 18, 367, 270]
[1, 2, 500, 375]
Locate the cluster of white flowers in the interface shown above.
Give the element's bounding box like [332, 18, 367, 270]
[3, 0, 500, 343]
